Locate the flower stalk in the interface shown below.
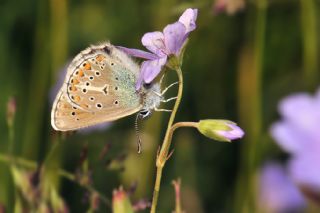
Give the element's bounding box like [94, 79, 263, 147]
[118, 8, 244, 212]
[172, 178, 183, 213]
[151, 66, 183, 213]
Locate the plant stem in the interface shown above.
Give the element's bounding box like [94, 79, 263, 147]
[150, 67, 183, 213]
[0, 153, 110, 206]
[300, 0, 318, 89]
[8, 124, 14, 156]
[172, 179, 182, 213]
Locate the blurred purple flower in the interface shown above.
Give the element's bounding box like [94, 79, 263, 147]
[119, 8, 198, 90]
[258, 162, 306, 213]
[271, 89, 320, 198]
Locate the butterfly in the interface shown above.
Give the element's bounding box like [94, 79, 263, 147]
[51, 42, 167, 132]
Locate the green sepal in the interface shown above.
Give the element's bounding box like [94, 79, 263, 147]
[197, 119, 235, 142]
[166, 39, 189, 70]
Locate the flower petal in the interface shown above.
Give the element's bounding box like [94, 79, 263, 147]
[163, 22, 186, 55]
[116, 46, 159, 60]
[270, 122, 308, 155]
[216, 123, 245, 141]
[141, 32, 167, 57]
[178, 8, 198, 33]
[135, 57, 167, 90]
[289, 155, 320, 192]
[279, 93, 320, 138]
[259, 162, 306, 213]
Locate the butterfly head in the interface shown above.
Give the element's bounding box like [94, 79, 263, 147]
[138, 82, 162, 118]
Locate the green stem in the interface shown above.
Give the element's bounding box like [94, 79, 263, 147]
[43, 136, 60, 165]
[150, 67, 184, 213]
[0, 153, 110, 206]
[300, 0, 318, 89]
[8, 124, 14, 155]
[235, 1, 267, 212]
[166, 122, 199, 147]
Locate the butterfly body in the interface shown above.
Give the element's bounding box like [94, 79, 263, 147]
[51, 42, 161, 131]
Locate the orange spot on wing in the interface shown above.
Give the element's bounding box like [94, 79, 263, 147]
[96, 54, 105, 62]
[73, 79, 80, 84]
[70, 85, 77, 91]
[74, 96, 81, 102]
[78, 69, 84, 77]
[58, 103, 68, 109]
[84, 63, 91, 70]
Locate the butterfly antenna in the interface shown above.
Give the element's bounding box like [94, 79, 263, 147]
[135, 113, 142, 154]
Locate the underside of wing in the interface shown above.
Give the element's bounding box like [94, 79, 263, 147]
[51, 91, 141, 131]
[51, 43, 143, 131]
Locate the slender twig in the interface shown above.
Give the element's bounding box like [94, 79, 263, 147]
[150, 67, 184, 213]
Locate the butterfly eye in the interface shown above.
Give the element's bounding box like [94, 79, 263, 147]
[143, 83, 152, 89]
[139, 110, 151, 119]
[103, 46, 111, 54]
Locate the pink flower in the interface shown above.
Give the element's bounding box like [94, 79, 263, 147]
[118, 8, 198, 90]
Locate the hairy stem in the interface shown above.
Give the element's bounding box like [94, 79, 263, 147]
[150, 67, 183, 213]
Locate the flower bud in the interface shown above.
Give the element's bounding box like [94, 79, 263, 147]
[112, 187, 134, 213]
[197, 119, 244, 142]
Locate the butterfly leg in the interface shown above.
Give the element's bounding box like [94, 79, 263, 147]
[159, 73, 166, 86]
[152, 82, 178, 98]
[154, 107, 172, 112]
[161, 96, 177, 103]
[161, 82, 178, 95]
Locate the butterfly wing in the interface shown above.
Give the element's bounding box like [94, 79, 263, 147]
[51, 43, 142, 131]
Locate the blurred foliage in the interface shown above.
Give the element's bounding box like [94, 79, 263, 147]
[0, 0, 319, 212]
